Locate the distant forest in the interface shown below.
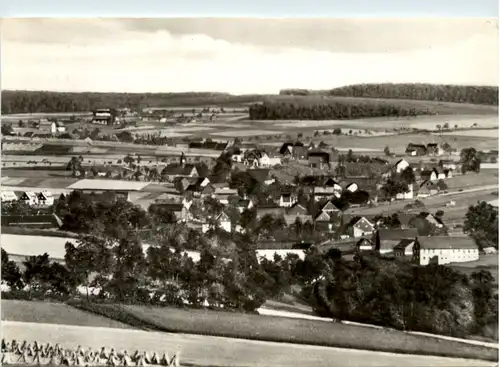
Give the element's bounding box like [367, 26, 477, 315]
[280, 83, 499, 106]
[249, 96, 437, 120]
[1, 91, 265, 114]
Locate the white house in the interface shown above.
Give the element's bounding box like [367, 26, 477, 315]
[278, 191, 297, 208]
[0, 191, 18, 202]
[259, 153, 282, 167]
[19, 191, 38, 206]
[350, 217, 375, 238]
[396, 184, 414, 200]
[414, 236, 479, 266]
[37, 191, 54, 206]
[394, 159, 410, 173]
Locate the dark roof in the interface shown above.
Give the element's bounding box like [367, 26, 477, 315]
[301, 175, 337, 186]
[307, 150, 330, 158]
[417, 236, 476, 250]
[393, 238, 416, 251]
[378, 228, 419, 241]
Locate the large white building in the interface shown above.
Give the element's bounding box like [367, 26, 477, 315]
[413, 236, 479, 265]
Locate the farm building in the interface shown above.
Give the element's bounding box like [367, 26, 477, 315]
[393, 238, 417, 259]
[67, 179, 151, 201]
[279, 142, 308, 159]
[414, 236, 479, 265]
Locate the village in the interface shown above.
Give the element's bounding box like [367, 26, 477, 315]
[2, 115, 498, 268]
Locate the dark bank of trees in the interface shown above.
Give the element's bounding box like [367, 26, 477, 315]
[249, 97, 432, 120]
[280, 83, 499, 105]
[1, 91, 263, 114]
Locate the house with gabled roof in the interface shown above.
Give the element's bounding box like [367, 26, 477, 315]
[287, 203, 308, 216]
[320, 200, 340, 214]
[19, 191, 38, 206]
[259, 153, 282, 168]
[348, 216, 375, 238]
[185, 183, 215, 199]
[256, 203, 286, 219]
[37, 191, 54, 206]
[279, 141, 304, 156]
[0, 191, 19, 202]
[417, 181, 440, 198]
[356, 238, 375, 252]
[284, 214, 313, 226]
[427, 143, 444, 156]
[214, 187, 239, 205]
[161, 164, 199, 179]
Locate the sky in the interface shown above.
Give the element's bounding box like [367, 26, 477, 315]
[1, 18, 498, 94]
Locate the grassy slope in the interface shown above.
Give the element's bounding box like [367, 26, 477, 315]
[66, 301, 498, 362]
[1, 300, 130, 329]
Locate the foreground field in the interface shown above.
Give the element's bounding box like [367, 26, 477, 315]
[1, 300, 129, 329]
[3, 321, 494, 367]
[59, 302, 497, 361]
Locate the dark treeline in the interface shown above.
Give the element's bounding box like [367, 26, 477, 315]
[1, 91, 266, 114]
[249, 99, 432, 120]
[280, 83, 499, 105]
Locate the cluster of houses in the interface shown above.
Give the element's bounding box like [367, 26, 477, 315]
[405, 142, 454, 156]
[390, 158, 457, 199]
[356, 228, 479, 266]
[0, 190, 54, 207]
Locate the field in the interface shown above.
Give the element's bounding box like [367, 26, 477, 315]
[1, 300, 129, 329]
[213, 130, 283, 137]
[3, 321, 494, 367]
[2, 300, 496, 363]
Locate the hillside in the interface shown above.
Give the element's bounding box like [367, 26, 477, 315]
[1, 90, 268, 114]
[249, 95, 498, 121]
[280, 84, 499, 106]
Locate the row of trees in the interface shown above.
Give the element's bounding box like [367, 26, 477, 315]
[249, 100, 432, 120]
[1, 91, 262, 114]
[280, 84, 499, 106]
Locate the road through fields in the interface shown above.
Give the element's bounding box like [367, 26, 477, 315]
[2, 321, 496, 367]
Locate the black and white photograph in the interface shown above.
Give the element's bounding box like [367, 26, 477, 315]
[0, 17, 499, 367]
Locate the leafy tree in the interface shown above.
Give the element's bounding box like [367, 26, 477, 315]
[400, 167, 416, 185]
[384, 146, 392, 157]
[148, 204, 176, 225]
[1, 123, 14, 136]
[460, 148, 481, 174]
[1, 249, 23, 290]
[463, 201, 498, 250]
[381, 179, 409, 202]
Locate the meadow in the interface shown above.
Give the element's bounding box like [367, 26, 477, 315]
[4, 321, 493, 367]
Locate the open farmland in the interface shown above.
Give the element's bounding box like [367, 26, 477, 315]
[3, 321, 494, 367]
[212, 129, 283, 137]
